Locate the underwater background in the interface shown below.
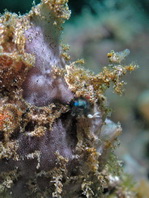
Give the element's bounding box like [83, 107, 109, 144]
[0, 0, 149, 196]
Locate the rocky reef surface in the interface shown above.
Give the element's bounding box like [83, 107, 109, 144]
[0, 0, 137, 197]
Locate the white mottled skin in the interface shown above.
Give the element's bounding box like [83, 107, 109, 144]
[0, 1, 124, 198]
[22, 5, 73, 106]
[21, 0, 121, 172]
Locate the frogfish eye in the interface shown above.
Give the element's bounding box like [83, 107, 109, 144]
[70, 97, 90, 116]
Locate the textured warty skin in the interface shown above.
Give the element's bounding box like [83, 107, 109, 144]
[0, 0, 136, 198]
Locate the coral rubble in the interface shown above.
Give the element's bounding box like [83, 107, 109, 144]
[0, 0, 137, 197]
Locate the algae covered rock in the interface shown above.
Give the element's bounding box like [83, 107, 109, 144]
[0, 0, 137, 197]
